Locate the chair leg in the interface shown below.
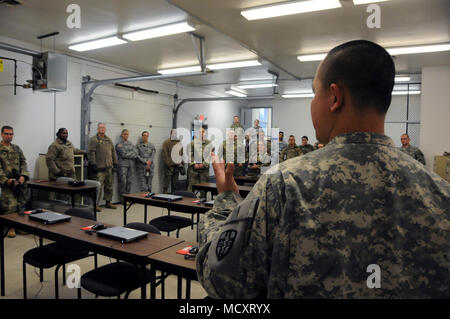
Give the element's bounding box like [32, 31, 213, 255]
[124, 291, 131, 299]
[55, 264, 62, 299]
[94, 253, 98, 269]
[23, 260, 27, 299]
[161, 272, 165, 300]
[63, 264, 66, 286]
[176, 229, 180, 238]
[117, 294, 121, 299]
[77, 287, 81, 299]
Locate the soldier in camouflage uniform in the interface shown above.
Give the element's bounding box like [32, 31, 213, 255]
[280, 135, 304, 162]
[196, 40, 450, 298]
[88, 122, 118, 210]
[299, 135, 315, 154]
[221, 129, 245, 177]
[46, 128, 86, 180]
[188, 127, 212, 198]
[115, 129, 138, 202]
[278, 131, 288, 154]
[247, 140, 271, 177]
[136, 131, 156, 193]
[230, 115, 244, 131]
[0, 126, 29, 238]
[162, 129, 184, 193]
[399, 133, 426, 165]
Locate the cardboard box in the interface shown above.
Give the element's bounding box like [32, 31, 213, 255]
[434, 155, 450, 183]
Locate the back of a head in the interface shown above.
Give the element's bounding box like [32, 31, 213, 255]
[321, 40, 395, 114]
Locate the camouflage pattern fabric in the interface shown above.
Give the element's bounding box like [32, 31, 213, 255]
[116, 139, 138, 196]
[280, 144, 304, 162]
[222, 139, 246, 177]
[162, 137, 183, 193]
[187, 139, 212, 197]
[230, 123, 244, 131]
[96, 168, 113, 202]
[0, 143, 29, 213]
[136, 141, 156, 192]
[46, 137, 85, 180]
[88, 134, 117, 169]
[299, 144, 315, 154]
[196, 132, 450, 298]
[399, 145, 426, 165]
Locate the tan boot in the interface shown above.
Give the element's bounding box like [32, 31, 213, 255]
[95, 206, 103, 212]
[105, 202, 117, 209]
[7, 228, 16, 238]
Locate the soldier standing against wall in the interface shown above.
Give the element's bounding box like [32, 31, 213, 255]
[162, 129, 184, 193]
[299, 136, 315, 154]
[188, 127, 212, 198]
[399, 133, 426, 165]
[136, 131, 156, 193]
[280, 135, 304, 162]
[0, 125, 29, 238]
[115, 129, 138, 202]
[46, 128, 86, 181]
[88, 122, 117, 211]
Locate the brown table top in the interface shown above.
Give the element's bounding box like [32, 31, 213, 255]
[0, 213, 183, 258]
[124, 192, 212, 213]
[148, 241, 198, 280]
[27, 179, 97, 192]
[192, 182, 253, 192]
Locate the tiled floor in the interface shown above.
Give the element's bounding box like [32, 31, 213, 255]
[0, 203, 208, 299]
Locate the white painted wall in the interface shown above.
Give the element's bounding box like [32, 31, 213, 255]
[420, 66, 450, 170]
[0, 35, 243, 204]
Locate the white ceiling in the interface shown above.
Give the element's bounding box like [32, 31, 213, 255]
[0, 0, 448, 95]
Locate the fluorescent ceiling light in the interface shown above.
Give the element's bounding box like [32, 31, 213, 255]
[122, 21, 195, 41]
[387, 43, 450, 56]
[297, 53, 327, 62]
[297, 43, 450, 62]
[392, 90, 421, 95]
[241, 0, 341, 21]
[395, 76, 411, 82]
[237, 83, 277, 89]
[69, 36, 127, 52]
[353, 0, 389, 5]
[225, 87, 247, 97]
[207, 60, 261, 70]
[157, 65, 201, 75]
[282, 93, 315, 98]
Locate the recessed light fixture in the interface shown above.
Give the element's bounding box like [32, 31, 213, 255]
[69, 36, 127, 52]
[353, 0, 390, 5]
[387, 43, 450, 56]
[395, 76, 411, 82]
[241, 0, 342, 21]
[392, 90, 421, 95]
[297, 43, 450, 62]
[207, 60, 261, 70]
[282, 93, 315, 98]
[225, 87, 247, 97]
[122, 21, 195, 41]
[157, 65, 202, 75]
[297, 53, 328, 62]
[237, 83, 278, 89]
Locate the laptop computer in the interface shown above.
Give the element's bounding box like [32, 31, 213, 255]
[152, 194, 183, 202]
[96, 226, 148, 243]
[29, 211, 71, 224]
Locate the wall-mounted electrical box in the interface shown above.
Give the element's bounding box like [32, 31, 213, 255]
[32, 52, 67, 92]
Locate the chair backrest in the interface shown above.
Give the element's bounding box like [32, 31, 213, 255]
[56, 177, 75, 183]
[65, 207, 96, 221]
[173, 190, 197, 198]
[126, 222, 161, 235]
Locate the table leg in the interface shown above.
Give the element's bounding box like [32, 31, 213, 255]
[71, 194, 75, 207]
[123, 199, 127, 226]
[1, 222, 5, 296]
[150, 266, 156, 299]
[93, 190, 97, 220]
[140, 265, 147, 299]
[177, 275, 182, 299]
[144, 205, 147, 224]
[186, 279, 191, 299]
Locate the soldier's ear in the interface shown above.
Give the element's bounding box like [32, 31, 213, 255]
[329, 83, 344, 112]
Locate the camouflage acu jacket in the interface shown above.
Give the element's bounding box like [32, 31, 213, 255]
[196, 132, 450, 298]
[399, 145, 426, 165]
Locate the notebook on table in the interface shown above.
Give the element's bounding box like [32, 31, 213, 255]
[28, 211, 71, 224]
[151, 194, 183, 202]
[96, 226, 148, 243]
